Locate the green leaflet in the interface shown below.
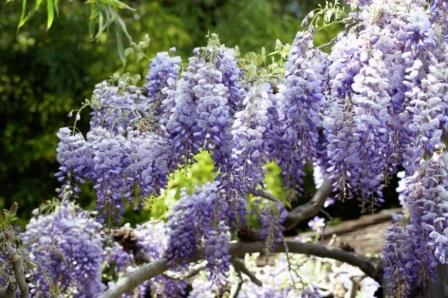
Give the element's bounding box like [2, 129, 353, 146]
[146, 150, 218, 220]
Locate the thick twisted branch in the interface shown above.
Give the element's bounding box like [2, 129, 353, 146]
[99, 238, 383, 298]
[0, 281, 17, 298]
[284, 179, 332, 231]
[252, 179, 332, 230]
[11, 254, 29, 298]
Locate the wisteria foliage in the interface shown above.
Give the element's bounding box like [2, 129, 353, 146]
[11, 0, 448, 297]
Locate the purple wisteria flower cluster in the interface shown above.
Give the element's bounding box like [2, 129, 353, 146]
[45, 0, 448, 296]
[278, 31, 327, 192]
[166, 182, 232, 284]
[23, 201, 105, 297]
[57, 127, 171, 220]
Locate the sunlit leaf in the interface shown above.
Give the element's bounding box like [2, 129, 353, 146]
[18, 0, 28, 28]
[46, 0, 54, 29]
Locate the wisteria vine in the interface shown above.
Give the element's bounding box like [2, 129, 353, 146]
[3, 0, 448, 297]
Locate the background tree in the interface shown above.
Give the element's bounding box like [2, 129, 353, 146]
[0, 0, 336, 224]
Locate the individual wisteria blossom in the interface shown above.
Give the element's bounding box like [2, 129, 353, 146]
[23, 201, 104, 297]
[166, 181, 229, 267]
[278, 31, 327, 192]
[308, 216, 326, 234]
[230, 82, 282, 195]
[146, 51, 182, 123]
[90, 81, 150, 134]
[166, 54, 233, 167]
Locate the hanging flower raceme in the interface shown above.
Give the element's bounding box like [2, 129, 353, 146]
[57, 128, 173, 220]
[90, 81, 150, 134]
[87, 128, 133, 219]
[204, 223, 231, 285]
[146, 51, 182, 100]
[399, 6, 448, 173]
[165, 181, 231, 282]
[55, 127, 94, 195]
[146, 51, 182, 124]
[429, 0, 448, 40]
[192, 65, 233, 167]
[23, 201, 105, 297]
[322, 32, 366, 200]
[383, 151, 448, 296]
[230, 82, 283, 195]
[321, 1, 435, 206]
[278, 31, 327, 192]
[214, 46, 246, 114]
[399, 150, 448, 266]
[126, 130, 171, 204]
[166, 53, 233, 167]
[348, 47, 393, 204]
[382, 214, 419, 298]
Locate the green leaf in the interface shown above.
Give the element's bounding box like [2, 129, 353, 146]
[262, 162, 291, 208]
[54, 0, 59, 15]
[115, 24, 125, 63]
[34, 0, 44, 12]
[46, 0, 54, 29]
[145, 151, 218, 220]
[95, 0, 134, 11]
[18, 0, 28, 28]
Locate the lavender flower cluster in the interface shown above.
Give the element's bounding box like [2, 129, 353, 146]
[166, 53, 233, 167]
[23, 201, 105, 297]
[229, 82, 283, 194]
[278, 31, 327, 192]
[57, 127, 171, 219]
[166, 182, 231, 284]
[49, 0, 448, 296]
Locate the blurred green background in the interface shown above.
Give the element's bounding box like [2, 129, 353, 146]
[0, 0, 339, 222]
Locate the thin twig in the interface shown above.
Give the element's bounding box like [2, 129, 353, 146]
[231, 271, 244, 298]
[232, 258, 262, 287]
[251, 190, 282, 203]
